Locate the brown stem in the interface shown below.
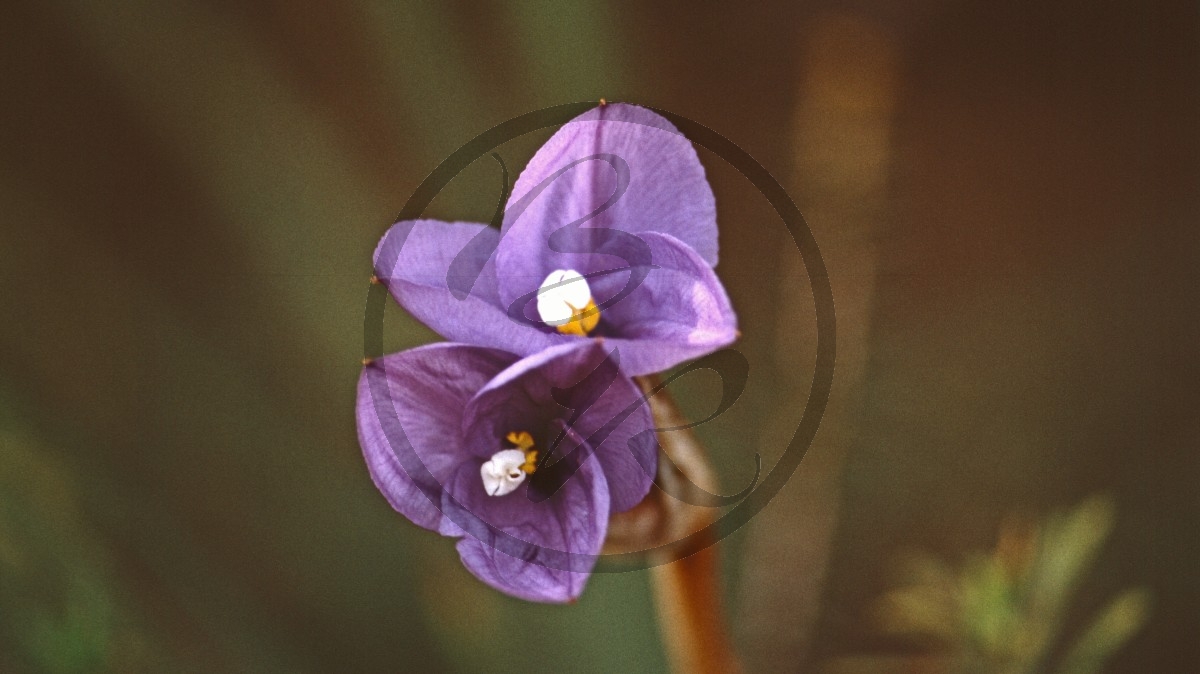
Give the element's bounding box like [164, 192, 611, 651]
[604, 376, 742, 674]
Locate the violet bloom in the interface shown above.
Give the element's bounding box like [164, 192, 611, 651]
[374, 103, 737, 376]
[356, 341, 657, 602]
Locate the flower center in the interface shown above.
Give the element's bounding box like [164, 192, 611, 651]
[536, 269, 600, 336]
[480, 431, 540, 497]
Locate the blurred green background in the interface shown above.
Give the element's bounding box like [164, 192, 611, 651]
[1, 1, 1196, 672]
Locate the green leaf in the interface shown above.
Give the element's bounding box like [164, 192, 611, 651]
[1055, 589, 1150, 674]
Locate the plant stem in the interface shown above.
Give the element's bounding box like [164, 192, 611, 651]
[650, 536, 741, 674]
[606, 376, 742, 674]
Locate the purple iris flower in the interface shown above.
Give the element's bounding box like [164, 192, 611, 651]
[356, 340, 657, 602]
[373, 103, 738, 376]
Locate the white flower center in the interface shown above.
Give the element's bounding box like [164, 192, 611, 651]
[536, 269, 592, 325]
[536, 269, 600, 335]
[480, 449, 529, 497]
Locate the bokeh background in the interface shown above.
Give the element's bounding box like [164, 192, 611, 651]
[1, 2, 1197, 672]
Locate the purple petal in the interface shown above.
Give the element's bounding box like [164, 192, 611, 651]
[373, 219, 561, 355]
[588, 231, 739, 375]
[496, 103, 718, 308]
[443, 446, 609, 603]
[462, 342, 658, 512]
[356, 344, 517, 531]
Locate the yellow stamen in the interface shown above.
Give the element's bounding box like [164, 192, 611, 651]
[505, 431, 534, 451]
[555, 298, 601, 336]
[521, 450, 539, 474]
[505, 431, 539, 474]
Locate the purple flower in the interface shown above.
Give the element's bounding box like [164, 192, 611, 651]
[374, 103, 738, 376]
[356, 340, 657, 602]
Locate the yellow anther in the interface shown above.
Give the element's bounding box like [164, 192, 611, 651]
[555, 298, 601, 336]
[505, 431, 539, 474]
[521, 449, 539, 474]
[505, 431, 535, 451]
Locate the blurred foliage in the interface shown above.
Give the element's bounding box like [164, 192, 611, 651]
[827, 497, 1149, 674]
[0, 417, 175, 672]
